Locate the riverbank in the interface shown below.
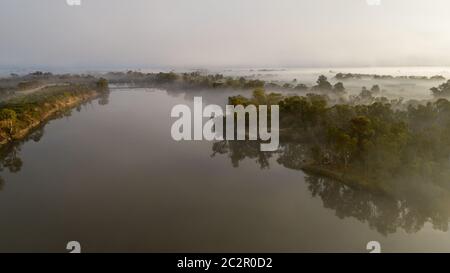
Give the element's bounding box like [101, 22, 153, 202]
[0, 85, 102, 149]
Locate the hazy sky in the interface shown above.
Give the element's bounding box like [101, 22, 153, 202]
[1, 0, 450, 69]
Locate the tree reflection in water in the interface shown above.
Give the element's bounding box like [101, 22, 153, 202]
[212, 140, 274, 169]
[212, 140, 450, 235]
[0, 127, 44, 190]
[0, 95, 110, 190]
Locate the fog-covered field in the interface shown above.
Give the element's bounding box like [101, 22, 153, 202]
[206, 66, 450, 100]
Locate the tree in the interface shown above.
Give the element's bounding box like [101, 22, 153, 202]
[327, 127, 356, 167]
[96, 78, 109, 92]
[266, 92, 283, 105]
[370, 85, 381, 93]
[312, 75, 333, 91]
[154, 72, 178, 84]
[252, 88, 267, 105]
[359, 87, 373, 100]
[0, 109, 17, 135]
[350, 116, 374, 154]
[0, 109, 16, 120]
[333, 82, 345, 94]
[294, 84, 308, 91]
[431, 80, 450, 97]
[430, 75, 446, 81]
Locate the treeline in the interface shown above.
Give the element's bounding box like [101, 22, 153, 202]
[105, 71, 355, 100]
[103, 71, 450, 101]
[0, 71, 103, 100]
[4, 70, 449, 101]
[105, 71, 266, 90]
[104, 71, 450, 101]
[335, 72, 446, 81]
[430, 80, 450, 98]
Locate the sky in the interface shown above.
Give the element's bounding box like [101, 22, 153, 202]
[1, 0, 450, 69]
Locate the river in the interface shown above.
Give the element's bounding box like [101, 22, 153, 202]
[0, 88, 449, 252]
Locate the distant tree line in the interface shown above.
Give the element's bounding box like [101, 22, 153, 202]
[335, 72, 446, 81]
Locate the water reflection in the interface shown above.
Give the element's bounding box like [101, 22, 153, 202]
[1, 88, 449, 242]
[98, 92, 110, 106]
[212, 140, 274, 169]
[0, 126, 46, 188]
[212, 140, 450, 235]
[306, 175, 450, 235]
[0, 94, 110, 188]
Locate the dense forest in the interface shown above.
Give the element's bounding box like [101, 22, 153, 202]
[216, 81, 450, 198]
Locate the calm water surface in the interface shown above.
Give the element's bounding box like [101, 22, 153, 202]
[0, 88, 449, 252]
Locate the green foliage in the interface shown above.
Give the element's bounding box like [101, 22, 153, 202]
[96, 78, 109, 91]
[309, 75, 346, 96]
[226, 91, 450, 190]
[336, 72, 445, 81]
[431, 80, 450, 97]
[229, 88, 283, 106]
[0, 84, 94, 142]
[154, 72, 179, 84]
[0, 109, 17, 121]
[333, 82, 345, 94]
[294, 84, 308, 91]
[252, 88, 267, 105]
[104, 71, 347, 95]
[312, 75, 333, 91]
[371, 85, 381, 93]
[228, 95, 250, 106]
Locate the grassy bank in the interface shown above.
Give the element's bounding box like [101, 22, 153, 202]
[0, 84, 103, 148]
